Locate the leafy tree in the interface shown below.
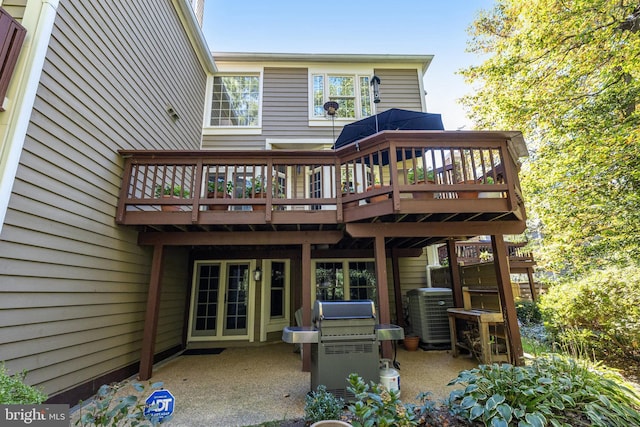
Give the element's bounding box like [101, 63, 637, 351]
[460, 0, 640, 275]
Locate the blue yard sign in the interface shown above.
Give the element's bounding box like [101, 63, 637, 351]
[144, 389, 175, 422]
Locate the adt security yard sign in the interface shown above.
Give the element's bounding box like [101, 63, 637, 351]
[144, 389, 175, 422]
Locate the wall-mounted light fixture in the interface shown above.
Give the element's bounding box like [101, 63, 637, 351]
[166, 105, 180, 122]
[253, 267, 262, 281]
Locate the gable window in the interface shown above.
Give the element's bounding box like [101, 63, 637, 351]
[312, 74, 372, 119]
[210, 75, 260, 126]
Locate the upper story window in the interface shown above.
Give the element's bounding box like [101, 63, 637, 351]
[210, 75, 260, 127]
[312, 74, 372, 120]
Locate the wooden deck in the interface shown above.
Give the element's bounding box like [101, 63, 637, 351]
[116, 131, 527, 248]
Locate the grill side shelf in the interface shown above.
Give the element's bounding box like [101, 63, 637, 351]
[282, 326, 320, 343]
[375, 324, 405, 341]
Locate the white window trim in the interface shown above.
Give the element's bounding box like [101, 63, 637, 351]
[265, 138, 334, 150]
[308, 66, 374, 126]
[202, 70, 264, 134]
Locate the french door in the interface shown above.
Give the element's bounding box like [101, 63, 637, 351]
[189, 261, 253, 340]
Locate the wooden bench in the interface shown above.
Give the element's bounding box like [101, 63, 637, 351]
[447, 287, 510, 364]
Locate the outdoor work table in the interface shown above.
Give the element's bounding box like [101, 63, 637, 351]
[447, 308, 510, 364]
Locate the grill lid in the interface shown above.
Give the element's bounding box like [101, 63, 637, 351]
[313, 300, 376, 322]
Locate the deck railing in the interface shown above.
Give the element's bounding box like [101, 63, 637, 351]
[437, 241, 535, 265]
[116, 131, 524, 225]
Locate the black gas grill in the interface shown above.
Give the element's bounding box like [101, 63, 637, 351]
[283, 300, 403, 399]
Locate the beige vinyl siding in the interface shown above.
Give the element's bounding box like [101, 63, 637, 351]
[156, 247, 190, 353]
[374, 68, 423, 111]
[395, 252, 429, 321]
[203, 66, 425, 150]
[384, 251, 429, 323]
[1, 0, 27, 21]
[0, 0, 205, 398]
[263, 67, 320, 138]
[202, 67, 335, 149]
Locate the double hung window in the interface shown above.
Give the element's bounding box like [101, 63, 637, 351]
[312, 74, 372, 119]
[210, 75, 260, 127]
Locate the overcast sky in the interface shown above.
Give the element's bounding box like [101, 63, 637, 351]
[201, 0, 494, 130]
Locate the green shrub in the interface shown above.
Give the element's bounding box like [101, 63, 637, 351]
[304, 385, 344, 423]
[539, 265, 640, 360]
[75, 381, 168, 426]
[516, 300, 542, 325]
[346, 373, 416, 427]
[521, 335, 551, 356]
[447, 354, 640, 427]
[0, 363, 47, 404]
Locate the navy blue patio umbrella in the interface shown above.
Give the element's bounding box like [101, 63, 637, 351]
[333, 108, 444, 149]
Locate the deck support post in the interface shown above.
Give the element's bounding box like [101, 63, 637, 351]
[391, 248, 404, 327]
[374, 235, 392, 359]
[527, 267, 537, 301]
[139, 244, 164, 380]
[302, 242, 312, 372]
[491, 235, 524, 365]
[446, 239, 464, 308]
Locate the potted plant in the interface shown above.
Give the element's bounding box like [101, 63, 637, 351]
[366, 177, 389, 203]
[340, 182, 359, 208]
[478, 175, 503, 198]
[407, 167, 436, 199]
[457, 177, 479, 199]
[403, 335, 420, 351]
[304, 385, 346, 427]
[155, 184, 190, 211]
[207, 180, 232, 211]
[246, 176, 267, 211]
[407, 167, 435, 183]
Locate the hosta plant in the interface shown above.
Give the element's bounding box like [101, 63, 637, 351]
[447, 354, 640, 427]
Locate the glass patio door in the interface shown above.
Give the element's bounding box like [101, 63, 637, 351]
[191, 263, 221, 337]
[190, 261, 251, 340]
[223, 263, 249, 336]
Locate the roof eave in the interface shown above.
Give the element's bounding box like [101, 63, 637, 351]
[211, 52, 433, 74]
[173, 0, 217, 73]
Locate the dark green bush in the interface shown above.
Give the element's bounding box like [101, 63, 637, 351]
[447, 354, 640, 427]
[515, 300, 542, 325]
[0, 363, 47, 404]
[539, 265, 640, 361]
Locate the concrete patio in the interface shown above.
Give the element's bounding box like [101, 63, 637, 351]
[143, 342, 478, 426]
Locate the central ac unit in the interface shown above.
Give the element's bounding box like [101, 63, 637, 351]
[407, 288, 453, 345]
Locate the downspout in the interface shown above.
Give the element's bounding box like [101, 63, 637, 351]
[0, 0, 59, 232]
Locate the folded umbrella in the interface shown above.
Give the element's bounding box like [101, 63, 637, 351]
[334, 108, 444, 149]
